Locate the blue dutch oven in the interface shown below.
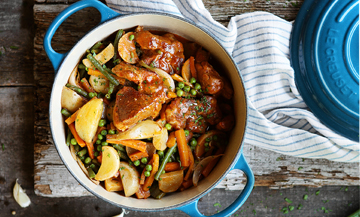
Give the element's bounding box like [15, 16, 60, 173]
[45, 0, 254, 216]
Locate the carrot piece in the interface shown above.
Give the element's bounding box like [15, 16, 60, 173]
[189, 56, 197, 79]
[166, 131, 176, 148]
[97, 152, 102, 164]
[107, 139, 147, 152]
[164, 162, 181, 172]
[129, 151, 149, 162]
[86, 141, 95, 159]
[110, 122, 116, 131]
[143, 154, 159, 191]
[80, 78, 95, 93]
[136, 186, 151, 199]
[182, 179, 193, 189]
[140, 158, 154, 185]
[88, 68, 106, 78]
[68, 123, 86, 147]
[175, 129, 190, 167]
[184, 145, 194, 180]
[202, 148, 224, 177]
[167, 92, 177, 98]
[65, 110, 79, 125]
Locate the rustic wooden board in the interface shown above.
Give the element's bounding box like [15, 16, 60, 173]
[33, 2, 359, 197]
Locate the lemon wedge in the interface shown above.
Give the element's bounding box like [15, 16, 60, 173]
[95, 146, 120, 181]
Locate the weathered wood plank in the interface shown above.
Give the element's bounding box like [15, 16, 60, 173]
[33, 3, 359, 197]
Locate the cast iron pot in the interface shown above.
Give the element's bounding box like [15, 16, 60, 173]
[44, 0, 254, 216]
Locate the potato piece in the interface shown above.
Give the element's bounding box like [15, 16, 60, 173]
[106, 100, 115, 122]
[107, 120, 162, 141]
[95, 146, 120, 181]
[118, 32, 139, 64]
[75, 98, 104, 143]
[89, 75, 109, 94]
[119, 162, 140, 197]
[159, 170, 183, 193]
[105, 177, 123, 192]
[61, 86, 86, 113]
[83, 43, 114, 68]
[153, 128, 168, 151]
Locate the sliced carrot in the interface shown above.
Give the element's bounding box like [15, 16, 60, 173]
[129, 151, 149, 162]
[166, 131, 176, 148]
[189, 56, 197, 79]
[140, 157, 154, 185]
[202, 148, 224, 177]
[97, 152, 102, 163]
[91, 126, 106, 145]
[86, 141, 95, 159]
[167, 92, 177, 98]
[80, 78, 95, 93]
[65, 110, 79, 125]
[143, 154, 159, 191]
[68, 123, 86, 147]
[184, 144, 194, 180]
[107, 139, 147, 152]
[136, 186, 151, 199]
[88, 68, 106, 78]
[175, 129, 190, 167]
[110, 122, 116, 131]
[164, 162, 181, 172]
[182, 179, 193, 189]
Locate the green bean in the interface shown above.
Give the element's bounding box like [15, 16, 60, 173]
[78, 148, 87, 157]
[87, 168, 96, 179]
[113, 144, 126, 152]
[106, 83, 115, 99]
[155, 144, 177, 181]
[91, 42, 103, 52]
[150, 183, 166, 199]
[65, 84, 89, 98]
[119, 150, 129, 161]
[113, 29, 124, 61]
[66, 129, 72, 146]
[87, 54, 119, 86]
[61, 108, 72, 117]
[74, 144, 80, 152]
[79, 68, 86, 80]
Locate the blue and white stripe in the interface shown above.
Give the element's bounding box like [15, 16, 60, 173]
[106, 0, 359, 162]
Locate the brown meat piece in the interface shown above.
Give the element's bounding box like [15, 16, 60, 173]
[135, 30, 184, 74]
[196, 61, 224, 95]
[195, 47, 210, 63]
[112, 62, 167, 131]
[165, 96, 222, 133]
[216, 115, 235, 131]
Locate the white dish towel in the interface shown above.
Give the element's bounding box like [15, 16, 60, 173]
[106, 0, 359, 162]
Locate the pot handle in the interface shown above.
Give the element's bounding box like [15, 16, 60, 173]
[44, 0, 120, 72]
[176, 153, 254, 217]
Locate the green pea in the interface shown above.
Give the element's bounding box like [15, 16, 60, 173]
[168, 158, 172, 163]
[190, 138, 197, 147]
[97, 145, 102, 152]
[94, 151, 99, 157]
[89, 164, 96, 169]
[101, 141, 108, 146]
[96, 139, 101, 145]
[146, 164, 152, 171]
[141, 157, 148, 164]
[206, 137, 212, 142]
[190, 89, 197, 96]
[183, 85, 190, 92]
[97, 134, 103, 140]
[184, 130, 190, 137]
[89, 92, 95, 98]
[101, 130, 108, 136]
[74, 145, 80, 152]
[177, 89, 184, 97]
[165, 123, 172, 130]
[98, 119, 106, 127]
[108, 129, 115, 135]
[162, 170, 166, 174]
[134, 160, 140, 166]
[194, 83, 201, 90]
[178, 82, 185, 89]
[144, 171, 151, 177]
[79, 155, 85, 161]
[84, 157, 91, 164]
[78, 148, 87, 157]
[190, 77, 196, 84]
[204, 142, 209, 147]
[70, 138, 77, 145]
[157, 150, 164, 158]
[129, 34, 135, 41]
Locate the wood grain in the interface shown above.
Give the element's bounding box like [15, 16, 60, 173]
[33, 3, 359, 197]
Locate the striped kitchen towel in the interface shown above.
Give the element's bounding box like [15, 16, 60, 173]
[106, 0, 359, 162]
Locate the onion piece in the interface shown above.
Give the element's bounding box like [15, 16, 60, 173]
[13, 179, 31, 208]
[192, 155, 223, 187]
[107, 120, 162, 141]
[69, 144, 77, 161]
[139, 61, 175, 92]
[181, 58, 191, 82]
[68, 64, 81, 88]
[158, 170, 183, 192]
[153, 128, 168, 151]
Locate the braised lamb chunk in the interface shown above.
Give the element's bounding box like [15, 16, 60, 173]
[195, 61, 224, 95]
[135, 30, 184, 74]
[165, 96, 222, 133]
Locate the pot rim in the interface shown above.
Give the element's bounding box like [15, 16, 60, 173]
[49, 11, 249, 211]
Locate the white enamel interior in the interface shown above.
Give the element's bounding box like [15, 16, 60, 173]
[49, 13, 247, 210]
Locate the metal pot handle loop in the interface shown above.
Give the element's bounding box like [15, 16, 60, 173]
[176, 153, 254, 217]
[44, 0, 120, 72]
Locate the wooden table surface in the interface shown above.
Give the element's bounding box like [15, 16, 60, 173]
[0, 0, 359, 216]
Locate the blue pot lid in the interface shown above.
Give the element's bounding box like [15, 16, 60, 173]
[290, 0, 359, 141]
